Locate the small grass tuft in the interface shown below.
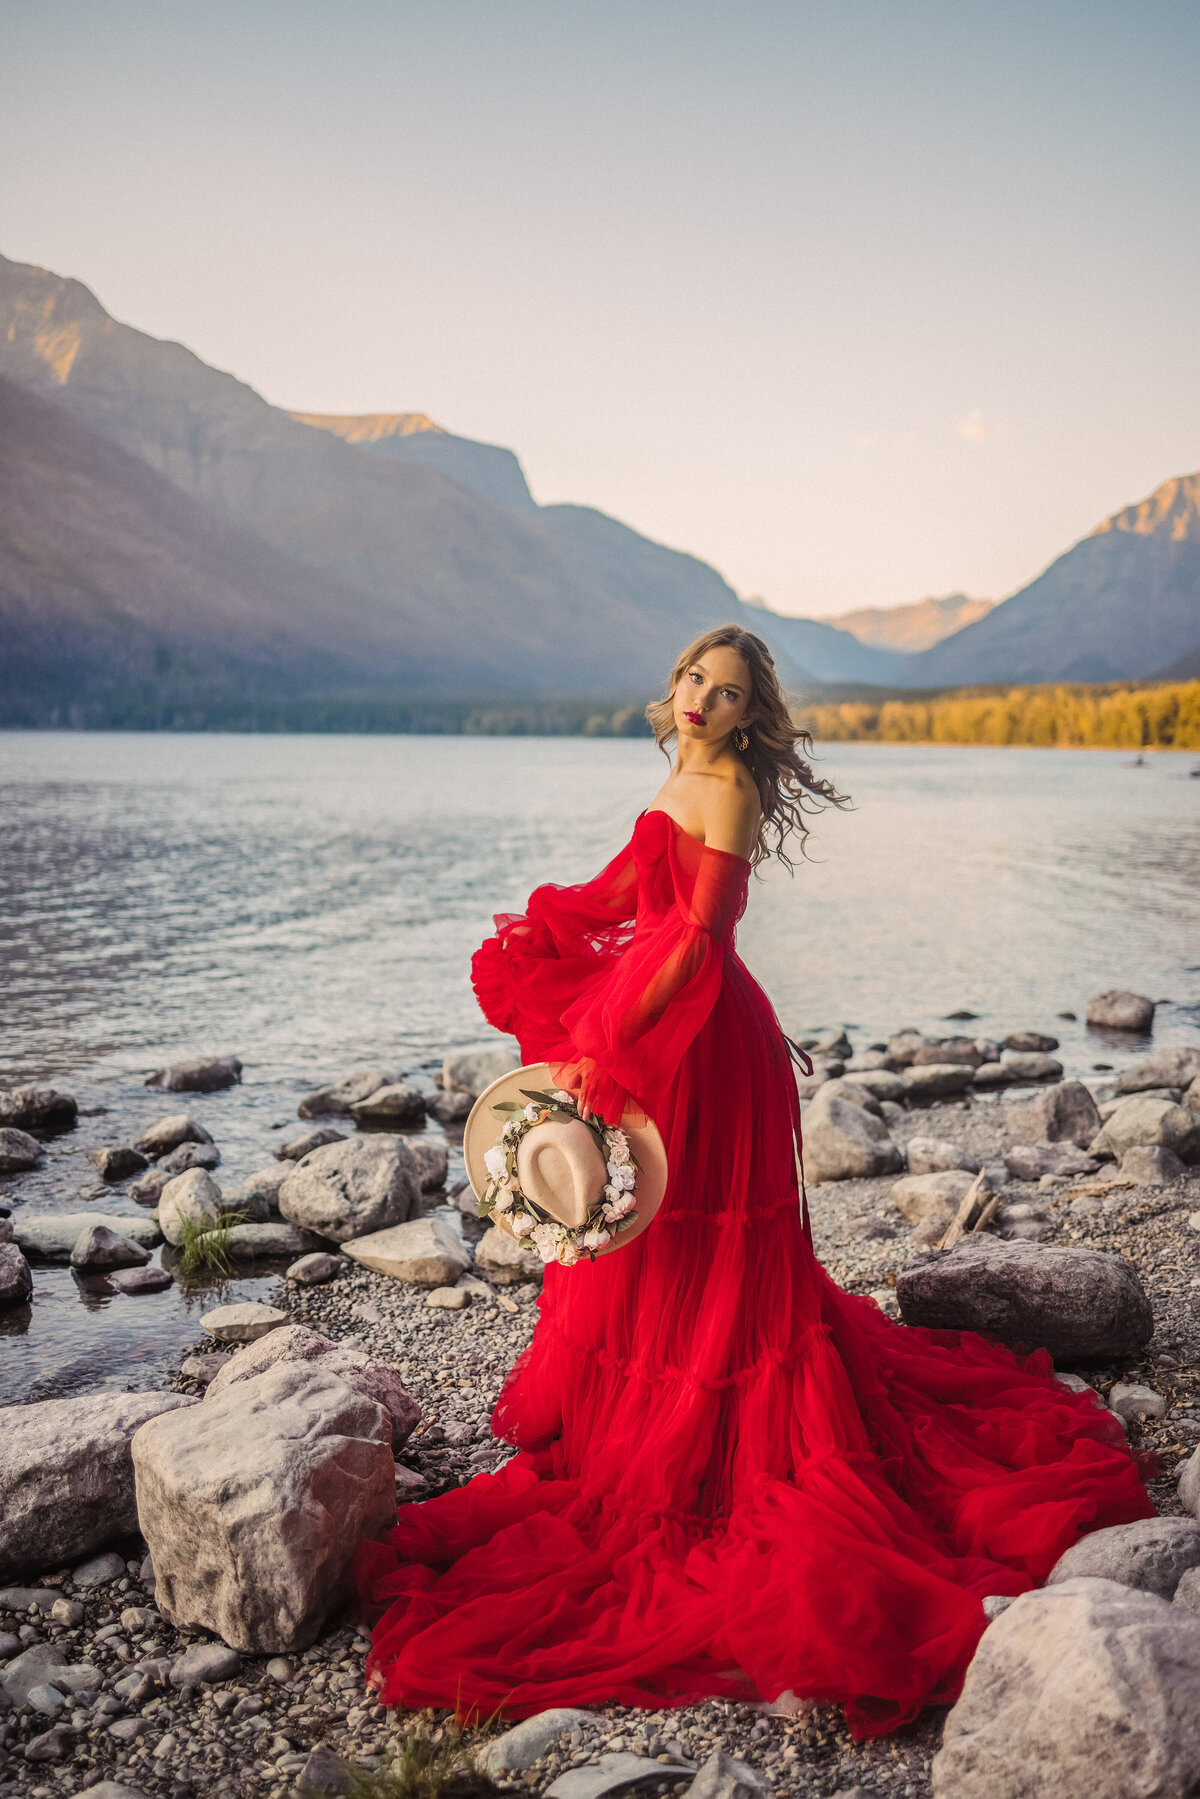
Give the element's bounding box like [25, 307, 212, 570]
[344, 1712, 505, 1799]
[177, 1208, 246, 1276]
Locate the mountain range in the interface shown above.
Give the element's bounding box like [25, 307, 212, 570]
[0, 249, 1197, 721]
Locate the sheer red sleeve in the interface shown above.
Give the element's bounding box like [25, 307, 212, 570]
[557, 831, 749, 1123]
[470, 840, 639, 1070]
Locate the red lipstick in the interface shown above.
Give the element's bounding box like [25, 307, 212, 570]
[684, 711, 706, 726]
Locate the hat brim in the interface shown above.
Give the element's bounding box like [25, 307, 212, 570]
[462, 1062, 667, 1259]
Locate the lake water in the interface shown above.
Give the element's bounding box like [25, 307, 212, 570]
[2, 732, 1198, 1402]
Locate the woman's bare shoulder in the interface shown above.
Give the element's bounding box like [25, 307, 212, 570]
[702, 771, 760, 858]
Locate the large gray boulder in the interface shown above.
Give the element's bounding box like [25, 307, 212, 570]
[238, 1163, 290, 1215]
[1090, 1095, 1200, 1163]
[14, 1212, 162, 1260]
[441, 1044, 521, 1097]
[1005, 1081, 1100, 1149]
[297, 1069, 399, 1119]
[802, 1093, 904, 1182]
[279, 1135, 420, 1243]
[0, 1127, 43, 1173]
[0, 1242, 33, 1307]
[911, 1038, 984, 1067]
[896, 1236, 1153, 1363]
[158, 1168, 223, 1246]
[0, 1391, 196, 1579]
[131, 1363, 394, 1652]
[204, 1323, 420, 1449]
[1047, 1518, 1200, 1600]
[1, 1642, 102, 1708]
[343, 1215, 470, 1286]
[1117, 1047, 1200, 1093]
[932, 1578, 1200, 1799]
[145, 1055, 241, 1092]
[999, 1050, 1062, 1081]
[407, 1140, 450, 1192]
[1086, 989, 1156, 1032]
[132, 1113, 214, 1157]
[0, 1086, 77, 1133]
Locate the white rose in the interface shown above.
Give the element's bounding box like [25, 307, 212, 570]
[502, 1118, 520, 1139]
[523, 1102, 542, 1121]
[483, 1145, 508, 1180]
[603, 1183, 621, 1203]
[511, 1212, 536, 1237]
[603, 1191, 635, 1222]
[531, 1222, 559, 1262]
[491, 1187, 514, 1214]
[607, 1163, 636, 1192]
[606, 1137, 631, 1165]
[551, 1089, 575, 1107]
[582, 1227, 611, 1252]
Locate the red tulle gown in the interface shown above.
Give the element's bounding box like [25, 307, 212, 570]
[357, 807, 1154, 1737]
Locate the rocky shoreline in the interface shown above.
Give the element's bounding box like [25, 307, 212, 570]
[1, 994, 1199, 1799]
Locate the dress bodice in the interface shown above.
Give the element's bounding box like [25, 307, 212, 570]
[631, 808, 750, 947]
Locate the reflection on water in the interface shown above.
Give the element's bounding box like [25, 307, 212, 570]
[1, 733, 1197, 1401]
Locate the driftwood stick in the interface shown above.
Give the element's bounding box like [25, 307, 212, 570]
[936, 1169, 988, 1251]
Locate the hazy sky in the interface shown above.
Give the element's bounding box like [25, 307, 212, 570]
[3, 1, 1199, 618]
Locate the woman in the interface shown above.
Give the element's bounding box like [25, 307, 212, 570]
[358, 624, 1154, 1738]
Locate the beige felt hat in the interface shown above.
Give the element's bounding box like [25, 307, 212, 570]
[463, 1062, 668, 1257]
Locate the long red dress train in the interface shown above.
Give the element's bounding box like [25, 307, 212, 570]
[357, 807, 1154, 1738]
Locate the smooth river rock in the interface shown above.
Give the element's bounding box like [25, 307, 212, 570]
[275, 1126, 346, 1162]
[475, 1224, 541, 1284]
[349, 1082, 428, 1127]
[1120, 1144, 1188, 1185]
[441, 1045, 521, 1097]
[901, 1063, 975, 1098]
[802, 1093, 904, 1182]
[158, 1168, 223, 1246]
[1004, 1142, 1098, 1182]
[1047, 1518, 1200, 1600]
[222, 1222, 328, 1260]
[107, 1264, 173, 1295]
[145, 1055, 242, 1093]
[478, 1709, 601, 1774]
[132, 1362, 394, 1652]
[279, 1135, 420, 1243]
[285, 1251, 344, 1285]
[1090, 1094, 1200, 1163]
[70, 1224, 151, 1271]
[0, 1242, 33, 1307]
[890, 1169, 977, 1227]
[905, 1137, 981, 1176]
[14, 1212, 163, 1260]
[0, 1085, 77, 1134]
[200, 1301, 288, 1342]
[999, 1049, 1063, 1082]
[408, 1139, 450, 1192]
[895, 1236, 1153, 1363]
[0, 1127, 43, 1173]
[0, 1391, 196, 1579]
[297, 1068, 399, 1119]
[132, 1114, 214, 1157]
[1116, 1046, 1200, 1093]
[155, 1139, 220, 1175]
[1004, 1080, 1101, 1150]
[205, 1324, 420, 1448]
[932, 1578, 1200, 1799]
[1086, 989, 1156, 1032]
[343, 1214, 470, 1286]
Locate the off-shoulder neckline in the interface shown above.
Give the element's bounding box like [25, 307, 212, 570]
[637, 807, 751, 866]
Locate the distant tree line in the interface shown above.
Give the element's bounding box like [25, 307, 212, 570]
[793, 679, 1200, 751]
[3, 693, 656, 735]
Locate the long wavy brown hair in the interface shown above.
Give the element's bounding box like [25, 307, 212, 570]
[644, 623, 849, 871]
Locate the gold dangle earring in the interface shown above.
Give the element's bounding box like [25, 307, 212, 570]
[734, 726, 749, 751]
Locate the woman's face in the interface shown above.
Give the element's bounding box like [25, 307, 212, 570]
[672, 646, 753, 745]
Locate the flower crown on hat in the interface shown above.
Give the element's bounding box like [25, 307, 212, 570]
[479, 1086, 642, 1266]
